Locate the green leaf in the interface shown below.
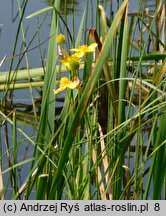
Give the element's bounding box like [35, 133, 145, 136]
[26, 7, 53, 19]
[75, 8, 86, 47]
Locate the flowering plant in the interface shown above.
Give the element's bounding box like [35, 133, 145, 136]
[54, 34, 98, 94]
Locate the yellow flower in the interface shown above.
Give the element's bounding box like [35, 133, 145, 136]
[53, 77, 80, 95]
[61, 55, 81, 71]
[70, 43, 98, 58]
[56, 34, 66, 44]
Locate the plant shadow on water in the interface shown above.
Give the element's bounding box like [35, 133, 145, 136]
[47, 0, 80, 14]
[0, 0, 166, 200]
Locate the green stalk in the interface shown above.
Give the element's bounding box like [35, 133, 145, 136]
[115, 2, 129, 199]
[36, 174, 48, 200]
[17, 0, 37, 120]
[36, 1, 61, 146]
[0, 81, 44, 91]
[30, 0, 61, 199]
[12, 110, 18, 198]
[153, 105, 166, 199]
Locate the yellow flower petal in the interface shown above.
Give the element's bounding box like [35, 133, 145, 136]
[60, 77, 71, 87]
[53, 77, 80, 94]
[70, 48, 79, 52]
[56, 34, 66, 44]
[70, 43, 98, 57]
[79, 45, 91, 52]
[61, 59, 70, 68]
[61, 55, 81, 71]
[53, 86, 66, 95]
[89, 43, 98, 50]
[73, 51, 85, 58]
[66, 76, 80, 89]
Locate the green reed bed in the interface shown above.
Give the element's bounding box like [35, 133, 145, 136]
[0, 0, 166, 200]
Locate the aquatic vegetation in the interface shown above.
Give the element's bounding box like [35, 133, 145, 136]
[0, 0, 166, 200]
